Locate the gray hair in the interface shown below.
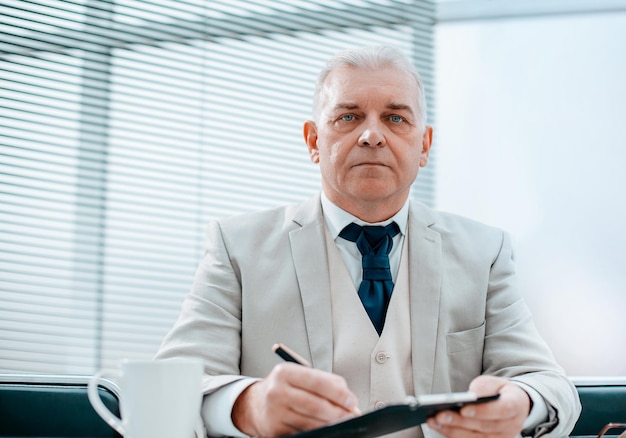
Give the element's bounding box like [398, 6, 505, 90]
[312, 46, 428, 127]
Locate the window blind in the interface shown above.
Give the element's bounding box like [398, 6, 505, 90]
[0, 0, 436, 374]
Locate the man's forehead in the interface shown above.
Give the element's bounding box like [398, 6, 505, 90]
[328, 66, 415, 92]
[316, 65, 421, 119]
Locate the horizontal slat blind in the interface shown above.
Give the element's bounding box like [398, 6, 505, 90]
[0, 0, 435, 374]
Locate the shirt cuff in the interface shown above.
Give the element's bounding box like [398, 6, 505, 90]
[201, 377, 260, 437]
[514, 381, 549, 435]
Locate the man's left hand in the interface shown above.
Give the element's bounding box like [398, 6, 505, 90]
[426, 375, 531, 438]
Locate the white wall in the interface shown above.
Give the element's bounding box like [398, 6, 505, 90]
[435, 11, 626, 376]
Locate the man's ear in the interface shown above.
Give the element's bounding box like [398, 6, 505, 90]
[303, 120, 320, 164]
[419, 125, 434, 167]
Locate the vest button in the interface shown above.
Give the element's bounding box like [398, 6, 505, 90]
[375, 352, 389, 364]
[374, 401, 386, 409]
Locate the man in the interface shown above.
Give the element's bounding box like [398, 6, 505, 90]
[156, 46, 581, 438]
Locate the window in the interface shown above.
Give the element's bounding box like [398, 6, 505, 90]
[0, 0, 435, 374]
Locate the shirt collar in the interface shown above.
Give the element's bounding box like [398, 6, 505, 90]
[321, 191, 409, 240]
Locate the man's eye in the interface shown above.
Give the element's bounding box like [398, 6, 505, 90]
[341, 114, 355, 122]
[389, 115, 404, 123]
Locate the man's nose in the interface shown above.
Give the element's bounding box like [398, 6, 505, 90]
[358, 120, 385, 147]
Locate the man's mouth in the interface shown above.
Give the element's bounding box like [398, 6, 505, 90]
[354, 162, 387, 167]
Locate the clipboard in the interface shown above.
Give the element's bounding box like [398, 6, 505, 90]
[288, 392, 500, 438]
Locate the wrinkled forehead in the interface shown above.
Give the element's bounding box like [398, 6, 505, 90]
[316, 66, 422, 119]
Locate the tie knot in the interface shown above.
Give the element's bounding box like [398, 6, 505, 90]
[339, 222, 400, 255]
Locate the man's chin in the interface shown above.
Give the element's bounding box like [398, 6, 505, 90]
[347, 185, 407, 206]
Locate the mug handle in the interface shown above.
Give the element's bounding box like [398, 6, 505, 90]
[194, 418, 205, 438]
[88, 371, 125, 436]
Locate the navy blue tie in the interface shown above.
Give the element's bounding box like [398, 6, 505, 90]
[339, 222, 400, 335]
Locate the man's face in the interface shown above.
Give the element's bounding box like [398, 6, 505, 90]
[304, 65, 433, 220]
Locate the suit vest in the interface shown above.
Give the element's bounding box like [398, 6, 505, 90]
[325, 226, 424, 438]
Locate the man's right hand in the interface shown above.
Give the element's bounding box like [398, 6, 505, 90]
[231, 363, 360, 437]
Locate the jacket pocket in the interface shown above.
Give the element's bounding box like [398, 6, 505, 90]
[445, 321, 486, 391]
[446, 320, 486, 354]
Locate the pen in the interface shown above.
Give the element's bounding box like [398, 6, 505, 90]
[272, 343, 312, 367]
[272, 343, 362, 416]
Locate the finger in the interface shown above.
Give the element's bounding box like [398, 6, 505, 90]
[461, 379, 529, 421]
[427, 411, 516, 438]
[280, 379, 359, 424]
[277, 363, 359, 413]
[468, 375, 507, 397]
[280, 402, 337, 434]
[259, 365, 359, 435]
[427, 419, 501, 438]
[276, 387, 358, 435]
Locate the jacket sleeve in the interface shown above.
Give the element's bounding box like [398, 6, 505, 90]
[484, 231, 581, 437]
[155, 220, 247, 395]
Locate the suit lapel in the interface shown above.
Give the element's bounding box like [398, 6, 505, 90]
[407, 201, 442, 396]
[289, 195, 334, 371]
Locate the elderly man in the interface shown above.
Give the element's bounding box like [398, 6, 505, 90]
[156, 46, 580, 438]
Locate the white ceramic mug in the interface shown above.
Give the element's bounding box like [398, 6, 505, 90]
[88, 358, 204, 438]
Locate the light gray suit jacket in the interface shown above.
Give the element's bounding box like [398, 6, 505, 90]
[156, 194, 581, 437]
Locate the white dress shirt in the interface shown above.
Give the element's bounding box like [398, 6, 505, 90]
[321, 191, 409, 291]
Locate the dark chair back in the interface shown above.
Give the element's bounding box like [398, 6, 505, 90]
[0, 374, 122, 437]
[572, 379, 626, 437]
